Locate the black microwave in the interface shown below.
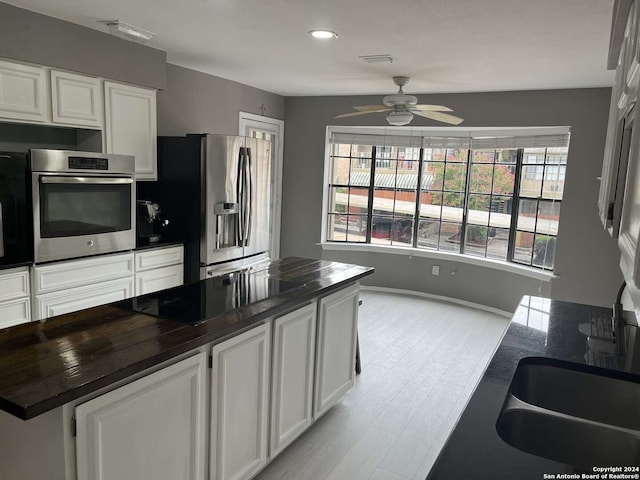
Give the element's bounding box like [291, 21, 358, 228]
[0, 152, 31, 267]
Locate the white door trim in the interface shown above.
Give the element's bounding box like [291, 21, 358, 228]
[239, 112, 284, 260]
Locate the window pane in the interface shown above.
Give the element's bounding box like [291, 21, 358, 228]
[445, 148, 469, 163]
[417, 219, 440, 249]
[469, 164, 494, 193]
[442, 193, 465, 223]
[331, 157, 351, 184]
[532, 234, 556, 269]
[374, 159, 397, 176]
[496, 149, 517, 164]
[542, 165, 565, 199]
[346, 215, 367, 242]
[465, 225, 488, 257]
[523, 148, 546, 164]
[328, 187, 346, 214]
[423, 162, 444, 190]
[420, 191, 442, 219]
[489, 196, 512, 229]
[372, 188, 394, 212]
[391, 216, 414, 246]
[517, 199, 538, 232]
[443, 163, 467, 192]
[468, 194, 491, 225]
[486, 228, 509, 261]
[514, 230, 534, 265]
[493, 165, 516, 195]
[332, 143, 352, 157]
[439, 222, 462, 252]
[473, 150, 495, 163]
[371, 216, 394, 245]
[546, 148, 568, 164]
[520, 167, 543, 197]
[326, 214, 347, 241]
[535, 201, 561, 235]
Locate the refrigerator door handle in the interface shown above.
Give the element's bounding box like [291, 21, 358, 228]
[244, 148, 253, 245]
[236, 148, 245, 246]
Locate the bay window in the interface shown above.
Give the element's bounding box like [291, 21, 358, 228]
[325, 129, 570, 271]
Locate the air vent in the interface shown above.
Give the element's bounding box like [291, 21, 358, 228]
[359, 55, 395, 64]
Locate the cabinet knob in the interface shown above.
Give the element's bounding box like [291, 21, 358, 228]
[87, 240, 94, 247]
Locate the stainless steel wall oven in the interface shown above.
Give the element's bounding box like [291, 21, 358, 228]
[31, 149, 135, 263]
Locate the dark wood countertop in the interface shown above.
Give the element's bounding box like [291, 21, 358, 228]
[0, 257, 373, 420]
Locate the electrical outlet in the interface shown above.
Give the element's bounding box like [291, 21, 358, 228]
[431, 265, 440, 276]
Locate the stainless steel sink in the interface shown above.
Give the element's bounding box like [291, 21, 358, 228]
[496, 357, 640, 469]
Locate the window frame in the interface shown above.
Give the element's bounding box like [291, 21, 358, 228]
[324, 129, 568, 272]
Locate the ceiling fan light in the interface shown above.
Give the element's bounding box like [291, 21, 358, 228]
[386, 111, 413, 126]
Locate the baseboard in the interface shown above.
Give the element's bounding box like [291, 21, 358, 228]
[360, 285, 513, 318]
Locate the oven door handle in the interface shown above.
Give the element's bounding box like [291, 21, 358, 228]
[39, 176, 134, 185]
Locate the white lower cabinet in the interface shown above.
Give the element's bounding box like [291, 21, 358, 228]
[314, 283, 360, 418]
[0, 266, 31, 328]
[33, 276, 133, 320]
[134, 245, 184, 295]
[75, 353, 207, 480]
[210, 323, 271, 480]
[270, 303, 317, 457]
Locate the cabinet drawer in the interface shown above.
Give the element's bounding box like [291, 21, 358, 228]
[0, 267, 30, 302]
[135, 246, 183, 272]
[33, 252, 134, 294]
[135, 264, 184, 296]
[0, 297, 31, 328]
[33, 276, 134, 321]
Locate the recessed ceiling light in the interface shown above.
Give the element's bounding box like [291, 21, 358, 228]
[309, 30, 338, 39]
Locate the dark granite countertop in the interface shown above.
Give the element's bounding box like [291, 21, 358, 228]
[426, 296, 640, 479]
[0, 257, 373, 420]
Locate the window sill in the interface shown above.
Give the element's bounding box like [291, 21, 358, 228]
[318, 242, 556, 281]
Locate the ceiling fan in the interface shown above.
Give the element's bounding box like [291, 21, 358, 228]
[335, 76, 463, 126]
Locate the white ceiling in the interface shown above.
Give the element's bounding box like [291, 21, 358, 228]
[4, 0, 616, 96]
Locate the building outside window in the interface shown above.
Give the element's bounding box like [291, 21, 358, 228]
[325, 129, 569, 270]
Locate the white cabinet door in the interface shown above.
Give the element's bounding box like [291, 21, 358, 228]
[75, 353, 207, 480]
[50, 70, 102, 128]
[0, 60, 47, 123]
[210, 323, 270, 480]
[0, 267, 30, 302]
[0, 298, 31, 328]
[314, 283, 359, 418]
[270, 303, 317, 457]
[135, 264, 184, 296]
[33, 276, 134, 320]
[104, 81, 157, 180]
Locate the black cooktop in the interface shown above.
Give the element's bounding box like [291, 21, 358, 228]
[118, 270, 302, 325]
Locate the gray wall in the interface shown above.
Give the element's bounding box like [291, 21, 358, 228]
[0, 2, 166, 90]
[157, 64, 284, 136]
[282, 88, 623, 311]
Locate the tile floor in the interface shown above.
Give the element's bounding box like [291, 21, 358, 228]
[255, 289, 509, 480]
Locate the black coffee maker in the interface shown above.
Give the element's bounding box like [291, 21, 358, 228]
[137, 200, 169, 243]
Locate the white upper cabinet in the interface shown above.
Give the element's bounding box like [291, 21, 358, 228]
[104, 81, 158, 180]
[600, 1, 640, 237]
[0, 59, 47, 123]
[50, 69, 102, 128]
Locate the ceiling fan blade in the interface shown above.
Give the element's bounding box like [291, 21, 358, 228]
[412, 104, 453, 112]
[353, 105, 389, 111]
[411, 110, 464, 125]
[335, 108, 391, 119]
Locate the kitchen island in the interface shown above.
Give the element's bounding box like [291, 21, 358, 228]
[427, 296, 640, 479]
[0, 256, 373, 480]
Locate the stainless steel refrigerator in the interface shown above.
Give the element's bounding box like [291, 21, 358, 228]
[139, 134, 271, 283]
